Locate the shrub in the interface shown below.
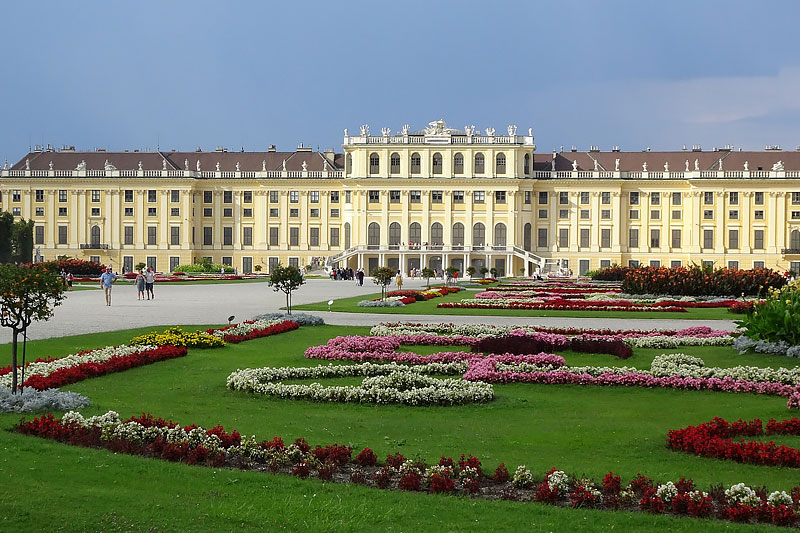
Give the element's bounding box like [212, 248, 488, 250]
[0, 387, 90, 413]
[252, 312, 324, 326]
[175, 263, 234, 274]
[737, 279, 800, 346]
[32, 258, 105, 275]
[592, 265, 637, 282]
[622, 265, 785, 296]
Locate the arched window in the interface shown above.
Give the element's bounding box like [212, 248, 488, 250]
[452, 222, 465, 246]
[389, 222, 401, 246]
[390, 153, 400, 174]
[494, 223, 507, 247]
[410, 153, 421, 174]
[409, 222, 422, 244]
[496, 153, 506, 174]
[432, 153, 443, 174]
[473, 222, 485, 246]
[344, 222, 351, 249]
[368, 222, 380, 247]
[90, 225, 101, 246]
[792, 229, 800, 249]
[523, 223, 531, 251]
[454, 153, 464, 174]
[524, 153, 531, 175]
[369, 153, 380, 174]
[474, 153, 485, 174]
[431, 222, 443, 244]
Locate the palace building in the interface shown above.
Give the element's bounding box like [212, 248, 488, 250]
[2, 119, 800, 276]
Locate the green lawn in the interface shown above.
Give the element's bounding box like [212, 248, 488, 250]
[0, 325, 796, 531]
[295, 290, 734, 320]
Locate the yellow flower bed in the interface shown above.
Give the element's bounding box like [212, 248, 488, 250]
[130, 327, 226, 349]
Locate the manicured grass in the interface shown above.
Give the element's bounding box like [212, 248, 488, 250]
[1, 325, 797, 531]
[294, 290, 734, 320]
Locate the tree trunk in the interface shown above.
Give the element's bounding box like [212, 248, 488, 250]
[11, 328, 18, 394]
[286, 290, 291, 315]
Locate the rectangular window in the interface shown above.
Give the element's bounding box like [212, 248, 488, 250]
[672, 209, 681, 220]
[753, 260, 765, 269]
[671, 229, 681, 248]
[170, 256, 181, 272]
[728, 260, 739, 270]
[222, 257, 232, 267]
[601, 191, 611, 205]
[58, 226, 68, 244]
[124, 226, 134, 245]
[389, 190, 400, 203]
[223, 191, 233, 204]
[650, 192, 660, 206]
[629, 228, 639, 248]
[269, 257, 279, 273]
[754, 210, 764, 220]
[410, 190, 422, 203]
[12, 207, 21, 216]
[148, 207, 157, 217]
[243, 208, 253, 217]
[629, 260, 640, 267]
[59, 190, 67, 202]
[242, 227, 253, 246]
[223, 208, 233, 218]
[453, 191, 464, 204]
[244, 191, 253, 203]
[538, 209, 548, 219]
[147, 226, 157, 245]
[58, 207, 68, 217]
[269, 191, 279, 203]
[473, 191, 485, 204]
[369, 190, 380, 203]
[792, 211, 800, 220]
[580, 209, 590, 219]
[729, 191, 739, 205]
[289, 257, 299, 268]
[310, 227, 320, 246]
[600, 260, 611, 269]
[601, 209, 611, 219]
[289, 227, 299, 246]
[579, 228, 590, 248]
[330, 227, 340, 247]
[650, 260, 661, 267]
[755, 191, 764, 205]
[792, 192, 800, 205]
[269, 227, 279, 246]
[241, 257, 252, 274]
[559, 191, 569, 205]
[310, 208, 320, 218]
[124, 190, 133, 202]
[558, 228, 569, 247]
[703, 191, 714, 205]
[650, 228, 660, 248]
[703, 209, 713, 220]
[91, 208, 100, 217]
[146, 257, 157, 270]
[203, 207, 213, 217]
[494, 191, 506, 204]
[432, 190, 443, 203]
[12, 190, 21, 202]
[672, 192, 682, 205]
[650, 209, 660, 220]
[539, 191, 549, 204]
[330, 191, 339, 203]
[35, 207, 44, 217]
[223, 226, 233, 245]
[310, 191, 319, 203]
[290, 191, 300, 203]
[601, 228, 611, 248]
[269, 208, 279, 217]
[580, 191, 589, 204]
[629, 209, 639, 219]
[148, 190, 157, 203]
[203, 227, 213, 245]
[729, 209, 738, 220]
[34, 225, 44, 244]
[703, 229, 714, 249]
[171, 190, 180, 203]
[671, 260, 682, 268]
[170, 226, 180, 245]
[629, 192, 639, 205]
[124, 207, 134, 217]
[559, 209, 569, 219]
[289, 208, 299, 217]
[524, 191, 531, 204]
[170, 207, 180, 217]
[728, 229, 739, 249]
[35, 190, 44, 202]
[330, 208, 340, 218]
[537, 228, 548, 248]
[753, 229, 764, 249]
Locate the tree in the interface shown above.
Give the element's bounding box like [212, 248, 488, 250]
[0, 212, 13, 263]
[12, 218, 34, 263]
[371, 266, 395, 300]
[254, 264, 262, 272]
[135, 262, 146, 272]
[421, 267, 435, 288]
[466, 266, 476, 279]
[0, 264, 66, 393]
[479, 266, 489, 278]
[490, 267, 498, 278]
[445, 266, 459, 286]
[268, 264, 305, 314]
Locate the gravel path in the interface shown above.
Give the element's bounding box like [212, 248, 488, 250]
[0, 278, 738, 343]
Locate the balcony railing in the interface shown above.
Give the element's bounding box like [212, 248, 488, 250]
[79, 243, 109, 250]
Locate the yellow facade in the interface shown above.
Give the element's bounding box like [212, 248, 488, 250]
[2, 120, 800, 275]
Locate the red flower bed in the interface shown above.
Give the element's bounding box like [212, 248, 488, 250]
[205, 320, 299, 343]
[474, 333, 633, 359]
[622, 265, 785, 296]
[0, 356, 60, 377]
[22, 346, 187, 390]
[667, 417, 800, 468]
[728, 301, 756, 314]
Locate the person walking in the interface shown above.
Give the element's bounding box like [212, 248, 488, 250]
[99, 267, 117, 306]
[395, 270, 403, 290]
[144, 267, 155, 300]
[134, 269, 146, 300]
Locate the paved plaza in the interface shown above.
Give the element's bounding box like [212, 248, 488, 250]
[0, 278, 738, 344]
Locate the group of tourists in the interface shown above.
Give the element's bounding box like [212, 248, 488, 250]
[329, 267, 365, 286]
[97, 266, 156, 306]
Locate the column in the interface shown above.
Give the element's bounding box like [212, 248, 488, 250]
[590, 191, 600, 252]
[611, 192, 621, 253]
[214, 191, 223, 250]
[135, 190, 145, 248]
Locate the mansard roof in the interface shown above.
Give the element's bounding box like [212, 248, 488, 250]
[534, 150, 800, 172]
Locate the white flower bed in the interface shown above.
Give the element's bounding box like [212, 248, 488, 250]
[625, 335, 734, 349]
[227, 362, 491, 406]
[211, 318, 283, 339]
[0, 344, 159, 389]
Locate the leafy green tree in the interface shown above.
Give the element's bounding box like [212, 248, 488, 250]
[466, 266, 476, 279]
[421, 267, 435, 288]
[12, 218, 34, 263]
[268, 264, 305, 314]
[0, 264, 66, 393]
[479, 266, 489, 278]
[0, 212, 13, 263]
[371, 266, 396, 300]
